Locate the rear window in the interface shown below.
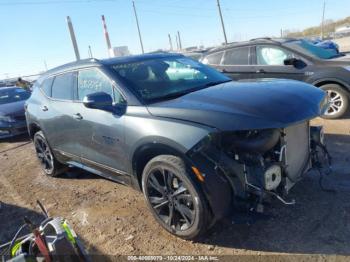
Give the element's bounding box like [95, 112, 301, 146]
[51, 73, 75, 100]
[222, 47, 250, 65]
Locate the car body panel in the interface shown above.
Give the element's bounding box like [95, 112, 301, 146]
[147, 79, 326, 131]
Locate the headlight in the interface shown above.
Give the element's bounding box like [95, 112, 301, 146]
[343, 66, 350, 72]
[0, 115, 16, 123]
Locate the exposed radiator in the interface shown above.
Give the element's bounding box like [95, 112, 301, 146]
[283, 121, 310, 191]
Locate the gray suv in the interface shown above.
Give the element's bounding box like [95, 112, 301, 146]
[26, 53, 329, 239]
[202, 38, 350, 119]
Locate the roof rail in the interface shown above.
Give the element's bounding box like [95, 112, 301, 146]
[249, 37, 284, 45]
[90, 58, 100, 62]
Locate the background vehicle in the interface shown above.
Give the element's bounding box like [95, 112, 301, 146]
[201, 38, 350, 119]
[311, 39, 340, 53]
[0, 86, 31, 138]
[25, 54, 328, 239]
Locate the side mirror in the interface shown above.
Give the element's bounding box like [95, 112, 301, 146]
[284, 58, 307, 69]
[83, 92, 114, 112]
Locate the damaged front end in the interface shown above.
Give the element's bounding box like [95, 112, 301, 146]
[187, 121, 331, 212]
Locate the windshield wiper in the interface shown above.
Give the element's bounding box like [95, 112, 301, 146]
[148, 80, 232, 103]
[149, 90, 194, 102]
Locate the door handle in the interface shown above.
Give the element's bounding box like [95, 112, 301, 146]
[256, 69, 266, 74]
[41, 106, 48, 112]
[73, 113, 83, 120]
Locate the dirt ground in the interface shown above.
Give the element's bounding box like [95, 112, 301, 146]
[0, 117, 350, 260]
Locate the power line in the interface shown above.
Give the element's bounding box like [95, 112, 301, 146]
[0, 0, 116, 6]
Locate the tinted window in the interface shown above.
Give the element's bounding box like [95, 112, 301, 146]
[52, 73, 75, 100]
[0, 88, 31, 105]
[222, 47, 249, 65]
[41, 77, 53, 97]
[202, 52, 224, 65]
[109, 56, 230, 103]
[257, 46, 294, 65]
[77, 68, 114, 101]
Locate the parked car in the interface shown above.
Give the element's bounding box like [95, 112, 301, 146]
[314, 40, 339, 54]
[201, 38, 350, 118]
[25, 53, 329, 239]
[0, 86, 31, 138]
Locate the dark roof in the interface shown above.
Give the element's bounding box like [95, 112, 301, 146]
[44, 52, 184, 77]
[100, 52, 183, 65]
[207, 37, 299, 53]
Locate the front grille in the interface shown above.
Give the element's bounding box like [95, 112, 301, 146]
[284, 121, 310, 190]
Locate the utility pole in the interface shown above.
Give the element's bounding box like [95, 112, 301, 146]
[216, 0, 228, 45]
[175, 34, 179, 50]
[88, 45, 93, 58]
[321, 0, 326, 40]
[66, 16, 80, 61]
[280, 28, 283, 38]
[168, 34, 173, 51]
[101, 15, 113, 57]
[132, 1, 144, 54]
[177, 31, 182, 50]
[43, 60, 48, 71]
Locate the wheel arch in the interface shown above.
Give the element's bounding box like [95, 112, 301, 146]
[131, 141, 189, 191]
[313, 78, 350, 93]
[28, 122, 42, 139]
[131, 138, 233, 224]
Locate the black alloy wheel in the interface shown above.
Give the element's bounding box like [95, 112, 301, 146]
[33, 131, 65, 177]
[142, 155, 209, 239]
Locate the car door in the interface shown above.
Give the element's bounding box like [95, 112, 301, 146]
[216, 46, 255, 80]
[74, 67, 129, 183]
[252, 45, 308, 81]
[43, 71, 83, 163]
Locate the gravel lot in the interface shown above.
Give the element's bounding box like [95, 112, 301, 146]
[0, 117, 350, 260]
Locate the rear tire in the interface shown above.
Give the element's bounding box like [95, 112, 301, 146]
[33, 131, 66, 177]
[141, 155, 210, 239]
[320, 84, 349, 119]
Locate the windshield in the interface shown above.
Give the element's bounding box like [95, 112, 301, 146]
[109, 56, 230, 103]
[286, 39, 340, 59]
[0, 88, 31, 105]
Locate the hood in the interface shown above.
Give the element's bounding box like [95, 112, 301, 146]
[0, 100, 25, 117]
[147, 79, 327, 131]
[324, 54, 350, 66]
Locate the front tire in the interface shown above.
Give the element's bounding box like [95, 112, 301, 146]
[33, 131, 66, 177]
[320, 84, 349, 119]
[141, 155, 209, 239]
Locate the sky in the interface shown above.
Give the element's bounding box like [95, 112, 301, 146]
[1, 0, 350, 78]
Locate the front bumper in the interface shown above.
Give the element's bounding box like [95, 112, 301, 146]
[0, 120, 28, 139]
